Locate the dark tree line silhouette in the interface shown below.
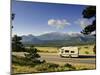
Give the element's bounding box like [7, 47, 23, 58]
[81, 6, 96, 35]
[81, 6, 96, 54]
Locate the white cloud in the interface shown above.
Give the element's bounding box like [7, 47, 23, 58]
[75, 18, 90, 29]
[48, 19, 70, 29]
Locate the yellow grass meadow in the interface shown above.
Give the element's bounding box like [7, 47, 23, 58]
[35, 45, 95, 55]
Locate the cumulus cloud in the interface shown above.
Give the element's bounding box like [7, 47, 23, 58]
[75, 18, 90, 29]
[48, 19, 70, 29]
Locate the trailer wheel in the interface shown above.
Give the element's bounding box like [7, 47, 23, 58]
[60, 55, 63, 58]
[69, 55, 72, 58]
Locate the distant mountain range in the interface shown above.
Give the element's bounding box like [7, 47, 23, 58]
[21, 32, 96, 46]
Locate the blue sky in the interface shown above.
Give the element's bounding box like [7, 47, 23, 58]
[12, 0, 92, 36]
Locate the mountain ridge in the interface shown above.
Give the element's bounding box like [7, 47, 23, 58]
[21, 32, 96, 45]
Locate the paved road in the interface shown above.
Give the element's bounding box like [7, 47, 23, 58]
[12, 52, 96, 65]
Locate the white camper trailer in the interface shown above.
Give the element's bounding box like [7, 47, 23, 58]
[59, 47, 79, 57]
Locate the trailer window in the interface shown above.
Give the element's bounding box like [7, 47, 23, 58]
[65, 50, 69, 53]
[71, 51, 75, 53]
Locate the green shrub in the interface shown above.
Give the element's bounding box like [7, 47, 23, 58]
[93, 45, 96, 54]
[12, 55, 38, 67]
[85, 51, 89, 54]
[34, 63, 59, 72]
[80, 68, 89, 70]
[34, 63, 48, 71]
[24, 46, 41, 63]
[64, 63, 72, 67]
[47, 63, 59, 68]
[84, 47, 88, 49]
[34, 63, 76, 72]
[64, 63, 76, 70]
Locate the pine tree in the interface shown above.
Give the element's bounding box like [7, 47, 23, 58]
[81, 6, 96, 35]
[81, 6, 96, 54]
[24, 46, 41, 62]
[12, 35, 25, 52]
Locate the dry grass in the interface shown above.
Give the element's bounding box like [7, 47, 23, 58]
[69, 63, 96, 70]
[79, 45, 95, 55]
[36, 47, 58, 53]
[12, 63, 96, 74]
[12, 64, 37, 74]
[35, 45, 95, 55]
[12, 55, 96, 74]
[42, 60, 96, 70]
